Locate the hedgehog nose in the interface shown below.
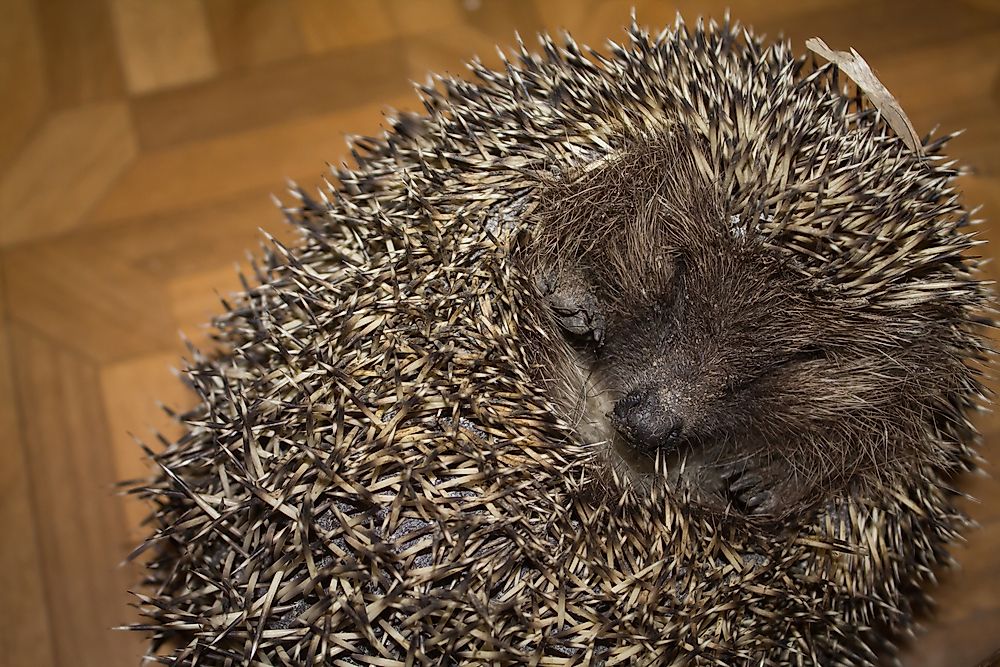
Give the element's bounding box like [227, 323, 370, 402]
[613, 388, 648, 421]
[613, 388, 684, 451]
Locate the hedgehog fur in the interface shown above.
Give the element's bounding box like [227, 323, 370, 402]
[129, 16, 993, 666]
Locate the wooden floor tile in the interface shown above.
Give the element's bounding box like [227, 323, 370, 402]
[0, 102, 136, 248]
[3, 240, 177, 362]
[167, 265, 247, 348]
[783, 0, 1000, 57]
[93, 97, 416, 226]
[35, 0, 125, 109]
[957, 175, 1000, 282]
[897, 413, 1000, 665]
[403, 23, 507, 82]
[292, 0, 397, 52]
[109, 0, 218, 95]
[9, 323, 146, 667]
[535, 0, 843, 49]
[0, 271, 55, 667]
[100, 352, 192, 544]
[203, 0, 305, 71]
[130, 40, 411, 152]
[462, 0, 544, 42]
[530, 0, 603, 39]
[901, 518, 1000, 667]
[961, 0, 1000, 13]
[94, 188, 294, 280]
[0, 0, 47, 172]
[384, 0, 465, 37]
[872, 33, 1000, 176]
[86, 189, 295, 281]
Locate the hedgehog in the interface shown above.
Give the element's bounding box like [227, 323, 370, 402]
[128, 16, 993, 667]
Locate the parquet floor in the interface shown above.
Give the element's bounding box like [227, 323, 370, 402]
[1, 2, 998, 666]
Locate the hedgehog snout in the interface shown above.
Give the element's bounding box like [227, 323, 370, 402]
[612, 387, 685, 452]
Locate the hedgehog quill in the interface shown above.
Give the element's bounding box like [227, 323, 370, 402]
[129, 16, 993, 666]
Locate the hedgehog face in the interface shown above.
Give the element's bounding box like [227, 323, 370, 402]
[536, 222, 836, 514]
[525, 135, 969, 518]
[595, 244, 828, 457]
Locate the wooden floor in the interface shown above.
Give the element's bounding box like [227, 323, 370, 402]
[1, 1, 998, 666]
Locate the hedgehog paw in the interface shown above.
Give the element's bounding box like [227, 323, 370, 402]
[721, 464, 781, 516]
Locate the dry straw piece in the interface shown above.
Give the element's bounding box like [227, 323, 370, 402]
[128, 16, 992, 666]
[805, 37, 922, 154]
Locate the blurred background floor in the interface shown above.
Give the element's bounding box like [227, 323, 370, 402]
[0, 1, 998, 666]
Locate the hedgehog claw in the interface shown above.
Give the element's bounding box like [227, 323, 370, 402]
[729, 473, 762, 494]
[719, 463, 745, 481]
[745, 491, 773, 514]
[720, 464, 780, 516]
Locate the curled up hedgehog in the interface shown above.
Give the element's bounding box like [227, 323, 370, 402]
[128, 16, 994, 666]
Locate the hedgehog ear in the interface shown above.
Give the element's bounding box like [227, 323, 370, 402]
[536, 268, 606, 348]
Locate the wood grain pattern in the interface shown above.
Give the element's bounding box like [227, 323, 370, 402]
[0, 268, 55, 667]
[204, 0, 305, 71]
[94, 96, 414, 225]
[0, 2, 996, 665]
[9, 322, 145, 667]
[130, 40, 410, 151]
[4, 239, 176, 362]
[403, 22, 506, 80]
[167, 264, 246, 347]
[292, 0, 397, 52]
[100, 351, 190, 543]
[109, 0, 218, 95]
[383, 0, 466, 37]
[0, 0, 47, 172]
[0, 102, 137, 247]
[34, 0, 125, 108]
